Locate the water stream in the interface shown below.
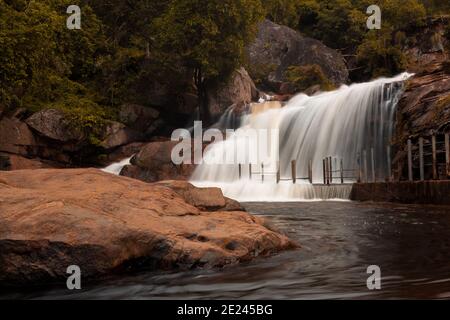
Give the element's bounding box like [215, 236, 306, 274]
[4, 202, 449, 300]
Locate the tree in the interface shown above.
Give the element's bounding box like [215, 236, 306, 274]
[0, 0, 105, 109]
[153, 0, 264, 123]
[261, 0, 303, 28]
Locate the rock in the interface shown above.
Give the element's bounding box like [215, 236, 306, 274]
[0, 168, 294, 286]
[119, 104, 160, 133]
[207, 67, 259, 121]
[392, 61, 450, 180]
[100, 121, 143, 150]
[25, 109, 84, 142]
[153, 180, 244, 212]
[0, 117, 38, 156]
[121, 140, 197, 182]
[98, 142, 146, 167]
[0, 153, 57, 171]
[303, 85, 322, 96]
[177, 92, 199, 115]
[246, 20, 349, 92]
[404, 16, 449, 72]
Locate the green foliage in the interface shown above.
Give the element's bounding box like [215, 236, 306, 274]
[154, 0, 264, 82]
[153, 0, 264, 121]
[297, 0, 367, 50]
[285, 64, 335, 92]
[0, 0, 107, 114]
[420, 0, 450, 15]
[264, 0, 429, 80]
[261, 0, 303, 28]
[356, 31, 407, 78]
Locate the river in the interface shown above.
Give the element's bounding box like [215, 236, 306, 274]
[3, 201, 450, 300]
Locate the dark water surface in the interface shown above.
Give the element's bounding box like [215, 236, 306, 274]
[3, 201, 450, 299]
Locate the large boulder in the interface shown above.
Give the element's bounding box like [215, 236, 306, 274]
[118, 104, 160, 134]
[0, 169, 294, 286]
[207, 67, 260, 121]
[0, 117, 38, 156]
[25, 109, 84, 143]
[246, 20, 349, 93]
[120, 140, 198, 182]
[99, 121, 143, 150]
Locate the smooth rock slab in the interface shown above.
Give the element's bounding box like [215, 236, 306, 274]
[0, 169, 294, 287]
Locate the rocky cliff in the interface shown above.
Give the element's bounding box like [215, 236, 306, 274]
[246, 20, 349, 94]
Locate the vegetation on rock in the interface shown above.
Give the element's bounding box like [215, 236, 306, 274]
[285, 64, 335, 92]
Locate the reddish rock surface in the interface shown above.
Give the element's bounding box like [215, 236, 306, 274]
[0, 169, 294, 286]
[207, 67, 260, 121]
[121, 140, 199, 182]
[0, 154, 59, 170]
[392, 61, 450, 180]
[153, 180, 244, 212]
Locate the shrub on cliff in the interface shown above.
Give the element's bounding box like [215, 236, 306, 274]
[285, 64, 335, 93]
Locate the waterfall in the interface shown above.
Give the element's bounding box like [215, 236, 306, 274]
[101, 156, 132, 175]
[190, 73, 412, 201]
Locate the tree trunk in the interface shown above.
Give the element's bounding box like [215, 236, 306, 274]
[194, 67, 211, 126]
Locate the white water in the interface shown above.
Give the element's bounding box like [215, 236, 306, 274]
[101, 156, 132, 175]
[191, 73, 412, 201]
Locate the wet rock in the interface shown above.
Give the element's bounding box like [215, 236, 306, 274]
[207, 67, 260, 121]
[0, 168, 294, 286]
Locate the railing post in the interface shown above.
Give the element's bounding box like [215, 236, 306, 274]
[432, 135, 437, 180]
[407, 139, 413, 182]
[249, 163, 252, 180]
[387, 146, 392, 182]
[340, 158, 344, 184]
[238, 163, 242, 180]
[261, 163, 264, 183]
[445, 133, 450, 178]
[419, 137, 424, 181]
[291, 160, 297, 184]
[328, 156, 333, 185]
[357, 153, 362, 183]
[276, 161, 280, 184]
[363, 150, 368, 183]
[308, 160, 313, 184]
[323, 158, 326, 185]
[371, 147, 376, 183]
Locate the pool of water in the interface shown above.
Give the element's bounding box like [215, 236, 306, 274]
[3, 202, 450, 299]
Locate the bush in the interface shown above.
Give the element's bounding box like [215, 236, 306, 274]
[285, 64, 335, 92]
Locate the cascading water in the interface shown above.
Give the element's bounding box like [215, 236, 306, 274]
[190, 73, 412, 201]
